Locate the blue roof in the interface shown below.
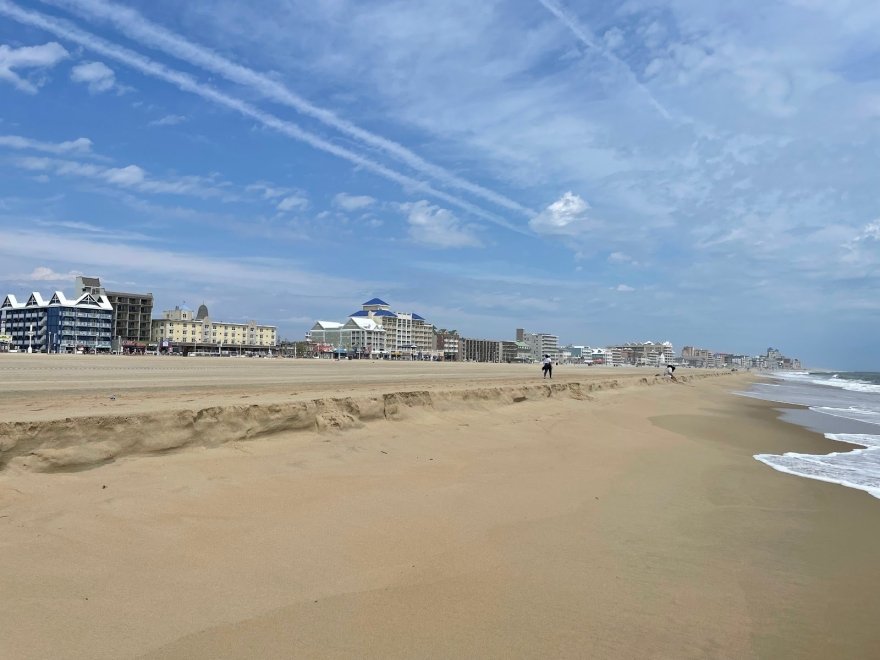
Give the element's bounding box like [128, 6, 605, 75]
[373, 310, 396, 317]
[363, 297, 388, 306]
[349, 310, 369, 317]
[411, 313, 425, 320]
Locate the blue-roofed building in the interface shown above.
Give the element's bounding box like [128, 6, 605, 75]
[306, 297, 436, 359]
[351, 298, 434, 357]
[1, 290, 114, 353]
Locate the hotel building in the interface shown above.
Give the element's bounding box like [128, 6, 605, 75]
[352, 298, 433, 357]
[150, 304, 277, 351]
[308, 298, 434, 359]
[1, 290, 114, 353]
[76, 276, 153, 344]
[459, 337, 502, 362]
[606, 341, 675, 367]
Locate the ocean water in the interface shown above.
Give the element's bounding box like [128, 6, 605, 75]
[744, 371, 880, 500]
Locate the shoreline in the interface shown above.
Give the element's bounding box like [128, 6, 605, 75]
[2, 371, 879, 658]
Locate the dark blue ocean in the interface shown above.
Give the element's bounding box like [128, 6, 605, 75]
[742, 371, 880, 499]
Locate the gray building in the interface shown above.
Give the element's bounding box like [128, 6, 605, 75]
[76, 276, 153, 344]
[460, 337, 501, 362]
[516, 328, 560, 361]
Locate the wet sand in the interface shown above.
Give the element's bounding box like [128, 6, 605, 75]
[1, 361, 878, 658]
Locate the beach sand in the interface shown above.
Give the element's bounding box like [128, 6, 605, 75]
[1, 357, 879, 658]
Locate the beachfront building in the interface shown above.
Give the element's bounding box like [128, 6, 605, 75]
[308, 298, 435, 359]
[515, 341, 532, 362]
[307, 318, 386, 358]
[460, 337, 501, 362]
[562, 345, 591, 364]
[76, 276, 153, 348]
[591, 348, 610, 365]
[681, 345, 712, 367]
[150, 305, 277, 353]
[434, 329, 460, 361]
[1, 291, 114, 353]
[351, 298, 434, 358]
[516, 328, 560, 361]
[343, 317, 386, 356]
[308, 321, 344, 350]
[765, 347, 801, 370]
[500, 340, 518, 363]
[606, 341, 674, 367]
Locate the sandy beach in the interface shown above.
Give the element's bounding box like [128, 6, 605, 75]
[1, 356, 879, 658]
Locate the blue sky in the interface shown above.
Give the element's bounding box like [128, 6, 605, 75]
[1, 0, 878, 369]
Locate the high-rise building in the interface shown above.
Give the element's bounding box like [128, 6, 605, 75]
[340, 298, 434, 358]
[605, 341, 674, 366]
[75, 276, 153, 344]
[434, 329, 460, 361]
[1, 290, 114, 353]
[516, 328, 560, 361]
[459, 337, 501, 362]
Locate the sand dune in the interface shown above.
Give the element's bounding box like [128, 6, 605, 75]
[0, 354, 721, 472]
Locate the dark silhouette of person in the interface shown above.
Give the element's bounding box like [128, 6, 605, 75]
[542, 355, 553, 379]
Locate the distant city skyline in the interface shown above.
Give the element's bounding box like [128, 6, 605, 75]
[2, 282, 799, 366]
[1, 1, 877, 370]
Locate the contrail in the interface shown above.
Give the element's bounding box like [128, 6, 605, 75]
[0, 0, 527, 234]
[536, 0, 673, 121]
[37, 0, 535, 217]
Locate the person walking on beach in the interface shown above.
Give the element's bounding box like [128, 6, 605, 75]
[542, 355, 553, 379]
[665, 364, 678, 382]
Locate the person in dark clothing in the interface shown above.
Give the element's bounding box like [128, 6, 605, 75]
[542, 355, 553, 379]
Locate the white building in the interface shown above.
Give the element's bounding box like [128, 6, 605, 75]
[591, 347, 610, 365]
[309, 298, 434, 359]
[516, 328, 560, 361]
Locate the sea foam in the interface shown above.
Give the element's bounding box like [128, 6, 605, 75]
[755, 433, 880, 500]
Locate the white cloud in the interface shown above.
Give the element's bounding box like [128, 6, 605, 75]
[276, 194, 308, 212]
[860, 220, 880, 241]
[333, 192, 376, 211]
[529, 192, 597, 236]
[70, 60, 116, 93]
[103, 164, 145, 186]
[246, 182, 289, 199]
[608, 251, 635, 264]
[34, 0, 531, 217]
[615, 284, 635, 292]
[0, 134, 92, 154]
[845, 219, 880, 255]
[14, 156, 231, 199]
[0, 41, 68, 93]
[0, 228, 378, 296]
[148, 114, 187, 127]
[15, 266, 82, 282]
[603, 27, 624, 50]
[401, 200, 481, 248]
[0, 2, 521, 231]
